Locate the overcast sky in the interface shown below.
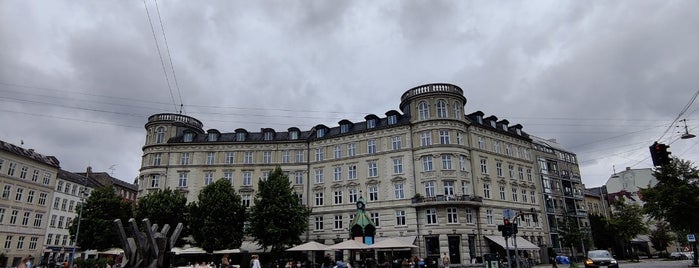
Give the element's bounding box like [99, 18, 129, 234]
[2, 1, 698, 187]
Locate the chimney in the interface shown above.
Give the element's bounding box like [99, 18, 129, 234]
[87, 166, 92, 174]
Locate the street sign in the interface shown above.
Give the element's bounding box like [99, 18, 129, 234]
[688, 234, 696, 243]
[503, 209, 515, 220]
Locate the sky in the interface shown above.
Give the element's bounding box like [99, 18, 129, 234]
[1, 1, 699, 188]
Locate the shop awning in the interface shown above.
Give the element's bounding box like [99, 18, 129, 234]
[484, 235, 539, 250]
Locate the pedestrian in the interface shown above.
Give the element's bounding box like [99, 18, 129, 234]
[252, 255, 262, 268]
[222, 254, 230, 268]
[440, 254, 449, 268]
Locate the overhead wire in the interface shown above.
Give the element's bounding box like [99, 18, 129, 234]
[143, 0, 179, 113]
[657, 88, 699, 142]
[154, 0, 185, 114]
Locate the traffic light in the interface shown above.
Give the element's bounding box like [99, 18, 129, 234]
[499, 219, 513, 237]
[530, 208, 538, 223]
[649, 142, 671, 166]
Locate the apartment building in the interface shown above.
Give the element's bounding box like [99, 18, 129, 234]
[0, 140, 60, 267]
[136, 83, 571, 264]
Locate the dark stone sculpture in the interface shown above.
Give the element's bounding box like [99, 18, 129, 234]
[114, 218, 183, 268]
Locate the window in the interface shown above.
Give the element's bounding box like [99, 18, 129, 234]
[19, 166, 28, 179]
[391, 136, 402, 150]
[264, 131, 273, 141]
[367, 140, 377, 154]
[244, 152, 253, 164]
[153, 153, 162, 166]
[334, 166, 342, 181]
[493, 141, 501, 154]
[46, 234, 53, 246]
[420, 131, 432, 146]
[367, 161, 378, 177]
[348, 165, 357, 180]
[347, 143, 356, 157]
[393, 158, 403, 174]
[348, 188, 358, 203]
[340, 124, 350, 134]
[204, 172, 214, 186]
[236, 132, 246, 141]
[316, 128, 326, 138]
[530, 191, 536, 204]
[334, 145, 342, 159]
[334, 190, 343, 204]
[53, 197, 60, 209]
[418, 101, 430, 120]
[423, 156, 434, 172]
[388, 115, 397, 125]
[178, 173, 188, 187]
[426, 208, 437, 224]
[499, 186, 506, 200]
[26, 190, 34, 203]
[486, 209, 493, 225]
[367, 119, 376, 129]
[155, 127, 165, 143]
[505, 144, 512, 156]
[518, 167, 525, 180]
[61, 235, 68, 246]
[441, 155, 452, 170]
[368, 185, 378, 201]
[0, 159, 3, 172]
[29, 237, 38, 250]
[15, 188, 23, 201]
[394, 183, 404, 199]
[444, 181, 455, 196]
[180, 153, 190, 165]
[396, 210, 406, 226]
[314, 216, 324, 230]
[512, 187, 518, 202]
[477, 136, 485, 149]
[242, 194, 251, 207]
[461, 181, 469, 195]
[183, 132, 194, 142]
[208, 132, 218, 141]
[424, 181, 435, 197]
[314, 169, 324, 183]
[223, 171, 233, 184]
[454, 101, 462, 119]
[522, 189, 528, 203]
[439, 130, 450, 144]
[296, 150, 304, 163]
[150, 174, 160, 188]
[465, 208, 473, 224]
[31, 170, 39, 182]
[496, 162, 503, 177]
[480, 158, 488, 174]
[57, 216, 64, 228]
[207, 152, 216, 165]
[0, 208, 4, 223]
[456, 132, 463, 145]
[17, 236, 25, 249]
[43, 172, 51, 185]
[38, 192, 47, 206]
[315, 148, 324, 162]
[68, 200, 74, 212]
[8, 162, 16, 176]
[4, 236, 12, 249]
[447, 207, 458, 223]
[263, 151, 272, 164]
[289, 130, 299, 140]
[243, 171, 252, 186]
[334, 215, 343, 229]
[508, 164, 515, 179]
[225, 152, 235, 164]
[527, 168, 533, 181]
[314, 192, 324, 206]
[33, 214, 43, 227]
[483, 183, 491, 199]
[295, 171, 303, 185]
[436, 100, 447, 118]
[370, 212, 380, 226]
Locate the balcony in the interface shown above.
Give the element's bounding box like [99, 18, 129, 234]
[411, 194, 483, 207]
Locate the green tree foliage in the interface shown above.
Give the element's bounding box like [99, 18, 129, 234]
[188, 179, 246, 252]
[135, 188, 188, 245]
[558, 215, 585, 259]
[649, 221, 674, 254]
[640, 158, 699, 234]
[609, 199, 648, 259]
[247, 167, 311, 257]
[68, 186, 133, 250]
[589, 214, 616, 251]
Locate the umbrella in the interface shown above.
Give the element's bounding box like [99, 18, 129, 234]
[329, 240, 369, 250]
[213, 249, 241, 254]
[171, 246, 208, 255]
[287, 241, 331, 252]
[368, 238, 417, 249]
[98, 248, 124, 255]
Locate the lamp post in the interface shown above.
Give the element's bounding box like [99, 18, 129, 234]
[69, 187, 86, 268]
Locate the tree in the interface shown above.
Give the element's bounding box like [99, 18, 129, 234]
[188, 179, 246, 252]
[589, 214, 617, 252]
[558, 215, 585, 259]
[69, 185, 133, 250]
[135, 188, 188, 245]
[641, 157, 699, 264]
[649, 221, 674, 254]
[247, 167, 311, 259]
[608, 199, 648, 259]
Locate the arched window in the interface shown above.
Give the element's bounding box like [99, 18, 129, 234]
[418, 101, 430, 120]
[155, 127, 165, 144]
[436, 100, 448, 118]
[453, 101, 462, 119]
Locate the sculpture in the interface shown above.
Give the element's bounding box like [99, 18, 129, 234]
[114, 218, 183, 268]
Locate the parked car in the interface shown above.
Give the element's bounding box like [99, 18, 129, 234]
[584, 250, 619, 268]
[670, 251, 693, 260]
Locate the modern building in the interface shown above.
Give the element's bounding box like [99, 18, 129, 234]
[0, 140, 60, 267]
[530, 136, 589, 257]
[136, 83, 575, 264]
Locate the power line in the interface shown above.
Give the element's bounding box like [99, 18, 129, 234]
[154, 0, 185, 114]
[143, 0, 179, 113]
[657, 88, 699, 142]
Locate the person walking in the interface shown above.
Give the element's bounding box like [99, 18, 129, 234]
[252, 255, 262, 268]
[440, 254, 449, 268]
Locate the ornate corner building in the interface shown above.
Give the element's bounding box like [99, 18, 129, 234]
[137, 83, 588, 264]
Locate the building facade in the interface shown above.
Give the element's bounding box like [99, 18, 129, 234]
[137, 83, 575, 264]
[0, 140, 60, 267]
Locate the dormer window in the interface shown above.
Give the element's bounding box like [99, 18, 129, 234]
[264, 132, 273, 141]
[367, 119, 376, 129]
[477, 116, 483, 124]
[316, 128, 325, 138]
[208, 133, 218, 142]
[289, 131, 299, 140]
[516, 129, 522, 135]
[490, 121, 496, 128]
[236, 132, 246, 141]
[184, 132, 194, 142]
[388, 115, 397, 125]
[341, 124, 349, 134]
[502, 125, 508, 131]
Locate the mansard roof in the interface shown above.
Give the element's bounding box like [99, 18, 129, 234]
[466, 111, 530, 140]
[0, 140, 60, 168]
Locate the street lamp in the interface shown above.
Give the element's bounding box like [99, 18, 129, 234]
[69, 185, 87, 268]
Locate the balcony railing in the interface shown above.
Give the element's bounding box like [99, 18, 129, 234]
[411, 194, 483, 206]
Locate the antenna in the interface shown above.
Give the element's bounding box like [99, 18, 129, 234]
[680, 119, 696, 139]
[108, 164, 117, 176]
